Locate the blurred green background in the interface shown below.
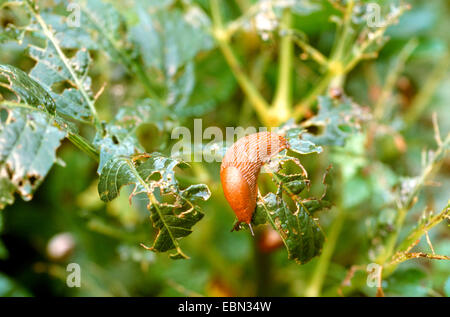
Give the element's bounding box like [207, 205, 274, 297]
[0, 0, 449, 297]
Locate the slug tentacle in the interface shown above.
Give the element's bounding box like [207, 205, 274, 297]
[220, 132, 288, 229]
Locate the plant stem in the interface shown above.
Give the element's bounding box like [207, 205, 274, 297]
[377, 134, 450, 266]
[289, 31, 328, 67]
[271, 9, 293, 124]
[395, 203, 450, 255]
[67, 133, 99, 162]
[210, 0, 272, 126]
[331, 0, 355, 63]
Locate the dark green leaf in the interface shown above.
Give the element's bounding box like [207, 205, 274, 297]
[97, 154, 210, 259]
[256, 192, 325, 264]
[273, 171, 309, 195]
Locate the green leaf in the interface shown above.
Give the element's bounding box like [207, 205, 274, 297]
[97, 154, 210, 259]
[130, 7, 213, 75]
[0, 64, 56, 114]
[274, 172, 309, 195]
[256, 192, 324, 264]
[0, 106, 66, 210]
[39, 12, 97, 50]
[28, 44, 93, 121]
[301, 199, 332, 214]
[4, 1, 99, 124]
[78, 0, 130, 63]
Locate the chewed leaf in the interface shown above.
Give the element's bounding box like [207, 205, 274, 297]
[0, 106, 66, 210]
[274, 172, 309, 195]
[302, 95, 368, 146]
[256, 192, 325, 264]
[98, 153, 210, 259]
[286, 127, 323, 154]
[0, 64, 56, 114]
[28, 45, 93, 121]
[180, 184, 211, 204]
[40, 12, 97, 50]
[94, 100, 167, 173]
[97, 153, 188, 202]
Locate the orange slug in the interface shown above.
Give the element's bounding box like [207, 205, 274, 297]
[220, 131, 288, 234]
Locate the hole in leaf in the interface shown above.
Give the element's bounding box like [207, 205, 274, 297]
[51, 80, 74, 94]
[111, 135, 119, 145]
[149, 172, 162, 182]
[62, 48, 77, 58]
[137, 123, 161, 152]
[28, 174, 39, 186]
[305, 125, 323, 136]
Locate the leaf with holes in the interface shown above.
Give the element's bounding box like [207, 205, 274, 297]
[93, 99, 168, 173]
[0, 106, 66, 210]
[302, 95, 368, 146]
[28, 44, 94, 122]
[97, 154, 210, 259]
[256, 192, 325, 264]
[0, 64, 56, 115]
[285, 127, 323, 154]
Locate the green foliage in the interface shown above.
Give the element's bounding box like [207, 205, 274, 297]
[0, 106, 65, 208]
[98, 154, 210, 258]
[257, 192, 325, 264]
[0, 0, 448, 297]
[302, 95, 367, 147]
[0, 64, 56, 114]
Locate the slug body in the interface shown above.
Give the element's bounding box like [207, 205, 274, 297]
[220, 132, 288, 226]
